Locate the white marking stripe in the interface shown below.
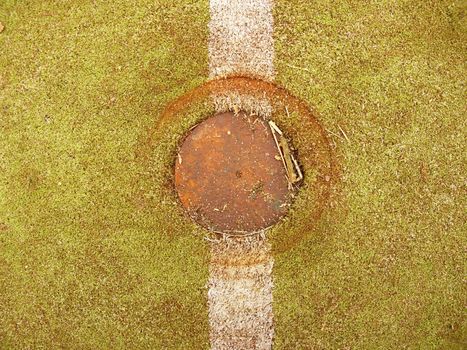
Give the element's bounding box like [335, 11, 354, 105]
[208, 0, 275, 80]
[208, 241, 274, 350]
[207, 1, 276, 349]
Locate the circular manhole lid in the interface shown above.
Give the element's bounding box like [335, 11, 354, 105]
[174, 110, 296, 234]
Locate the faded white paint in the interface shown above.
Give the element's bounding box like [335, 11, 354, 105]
[208, 238, 274, 350]
[208, 0, 275, 80]
[207, 0, 276, 349]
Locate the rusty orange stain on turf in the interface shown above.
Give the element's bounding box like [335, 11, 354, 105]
[137, 75, 340, 254]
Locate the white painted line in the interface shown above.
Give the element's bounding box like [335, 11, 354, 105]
[209, 0, 275, 80]
[208, 240, 274, 350]
[207, 1, 276, 349]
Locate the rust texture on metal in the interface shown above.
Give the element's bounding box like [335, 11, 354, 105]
[174, 111, 292, 234]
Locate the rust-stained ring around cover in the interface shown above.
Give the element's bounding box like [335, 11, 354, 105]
[138, 76, 337, 254]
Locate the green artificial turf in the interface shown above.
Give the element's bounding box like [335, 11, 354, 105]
[273, 0, 466, 349]
[0, 1, 210, 348]
[1, 0, 465, 349]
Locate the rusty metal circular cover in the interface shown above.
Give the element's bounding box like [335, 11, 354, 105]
[174, 111, 293, 234]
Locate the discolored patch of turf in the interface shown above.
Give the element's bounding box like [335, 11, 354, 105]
[273, 0, 466, 349]
[0, 0, 210, 348]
